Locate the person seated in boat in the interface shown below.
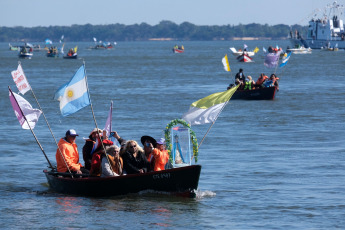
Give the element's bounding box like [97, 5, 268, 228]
[255, 73, 268, 88]
[101, 145, 123, 177]
[141, 135, 157, 171]
[67, 48, 74, 56]
[122, 140, 149, 174]
[269, 74, 279, 90]
[90, 139, 114, 177]
[56, 129, 89, 175]
[151, 138, 170, 171]
[243, 76, 255, 90]
[82, 128, 103, 170]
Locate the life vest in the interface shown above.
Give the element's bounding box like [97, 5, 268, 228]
[256, 75, 268, 85]
[243, 81, 252, 90]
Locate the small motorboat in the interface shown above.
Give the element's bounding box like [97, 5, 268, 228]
[173, 45, 184, 53]
[230, 47, 255, 57]
[18, 52, 33, 59]
[286, 45, 312, 54]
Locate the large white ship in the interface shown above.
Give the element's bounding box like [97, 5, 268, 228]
[290, 1, 345, 49]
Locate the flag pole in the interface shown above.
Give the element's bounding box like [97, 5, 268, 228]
[9, 86, 54, 169]
[18, 62, 72, 174]
[83, 61, 115, 173]
[197, 85, 239, 151]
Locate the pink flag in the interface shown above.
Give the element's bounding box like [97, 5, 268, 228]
[11, 63, 31, 95]
[9, 87, 41, 129]
[104, 101, 113, 137]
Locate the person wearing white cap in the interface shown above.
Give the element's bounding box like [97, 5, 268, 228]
[151, 138, 170, 171]
[56, 129, 89, 174]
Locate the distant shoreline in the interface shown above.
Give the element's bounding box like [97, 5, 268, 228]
[149, 37, 287, 41]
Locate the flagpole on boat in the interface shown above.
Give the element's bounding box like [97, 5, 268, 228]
[17, 61, 72, 174]
[197, 85, 239, 151]
[9, 86, 54, 169]
[83, 60, 115, 173]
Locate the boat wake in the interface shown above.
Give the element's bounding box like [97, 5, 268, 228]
[195, 189, 216, 199]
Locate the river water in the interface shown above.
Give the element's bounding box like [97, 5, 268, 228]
[0, 41, 344, 229]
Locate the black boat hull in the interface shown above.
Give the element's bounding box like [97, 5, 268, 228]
[232, 86, 277, 100]
[44, 165, 201, 197]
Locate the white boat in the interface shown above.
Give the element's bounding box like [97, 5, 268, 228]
[286, 45, 312, 54]
[229, 47, 255, 57]
[290, 1, 345, 49]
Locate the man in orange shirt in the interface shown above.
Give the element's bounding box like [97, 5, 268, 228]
[56, 129, 89, 174]
[151, 138, 170, 171]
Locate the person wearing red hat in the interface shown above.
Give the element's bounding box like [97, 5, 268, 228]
[82, 128, 104, 170]
[56, 129, 89, 174]
[90, 139, 114, 176]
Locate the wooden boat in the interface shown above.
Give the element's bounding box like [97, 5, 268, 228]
[236, 53, 253, 62]
[231, 86, 277, 100]
[230, 47, 255, 57]
[44, 164, 201, 197]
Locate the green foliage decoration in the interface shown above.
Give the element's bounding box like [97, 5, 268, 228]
[164, 119, 198, 164]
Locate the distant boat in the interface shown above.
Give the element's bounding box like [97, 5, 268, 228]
[63, 46, 78, 59]
[236, 53, 253, 62]
[173, 45, 184, 53]
[290, 1, 345, 49]
[46, 47, 59, 58]
[9, 43, 19, 51]
[286, 45, 312, 54]
[18, 45, 33, 59]
[230, 47, 255, 57]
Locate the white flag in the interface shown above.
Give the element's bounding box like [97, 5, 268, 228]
[11, 63, 31, 95]
[11, 91, 42, 129]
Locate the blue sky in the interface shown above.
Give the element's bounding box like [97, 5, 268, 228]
[0, 0, 340, 27]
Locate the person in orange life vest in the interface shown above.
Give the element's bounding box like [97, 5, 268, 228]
[255, 73, 268, 88]
[56, 129, 89, 174]
[90, 139, 114, 176]
[151, 138, 170, 171]
[82, 128, 103, 170]
[141, 135, 157, 171]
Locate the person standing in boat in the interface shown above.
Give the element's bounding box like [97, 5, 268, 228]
[56, 129, 89, 174]
[122, 140, 149, 174]
[82, 128, 103, 170]
[235, 68, 246, 84]
[151, 138, 170, 171]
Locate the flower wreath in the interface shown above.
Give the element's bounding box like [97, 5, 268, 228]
[164, 119, 198, 163]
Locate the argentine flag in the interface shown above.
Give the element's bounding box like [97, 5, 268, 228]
[54, 65, 90, 116]
[279, 52, 292, 67]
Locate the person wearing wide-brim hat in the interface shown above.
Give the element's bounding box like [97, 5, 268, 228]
[140, 135, 157, 171]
